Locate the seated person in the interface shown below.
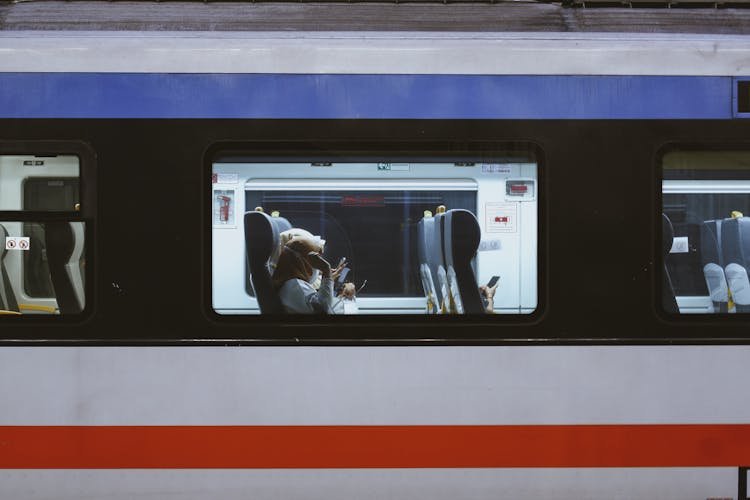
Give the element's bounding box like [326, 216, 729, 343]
[271, 236, 336, 314]
[272, 228, 347, 290]
[332, 281, 358, 315]
[269, 227, 321, 275]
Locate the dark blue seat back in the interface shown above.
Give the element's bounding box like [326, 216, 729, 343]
[244, 211, 291, 314]
[700, 219, 729, 312]
[700, 220, 724, 268]
[720, 216, 750, 311]
[442, 209, 484, 314]
[45, 221, 85, 314]
[0, 224, 19, 312]
[417, 214, 440, 313]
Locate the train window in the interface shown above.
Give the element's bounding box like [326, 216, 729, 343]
[662, 149, 750, 314]
[0, 151, 90, 317]
[211, 145, 539, 318]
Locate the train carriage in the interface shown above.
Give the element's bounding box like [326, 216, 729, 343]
[1, 1, 750, 498]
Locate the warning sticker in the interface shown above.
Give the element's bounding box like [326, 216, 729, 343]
[5, 237, 30, 251]
[486, 202, 517, 233]
[213, 189, 236, 227]
[482, 164, 512, 175]
[212, 173, 239, 184]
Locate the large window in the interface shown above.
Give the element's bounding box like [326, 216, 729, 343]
[0, 150, 90, 316]
[211, 145, 539, 317]
[662, 149, 750, 314]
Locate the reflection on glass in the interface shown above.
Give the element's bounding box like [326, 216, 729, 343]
[662, 150, 750, 314]
[212, 156, 539, 316]
[0, 155, 80, 211]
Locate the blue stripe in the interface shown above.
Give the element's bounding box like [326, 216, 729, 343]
[0, 74, 732, 119]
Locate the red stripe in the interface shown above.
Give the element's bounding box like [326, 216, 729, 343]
[0, 425, 749, 468]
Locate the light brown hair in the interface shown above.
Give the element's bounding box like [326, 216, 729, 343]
[271, 236, 323, 290]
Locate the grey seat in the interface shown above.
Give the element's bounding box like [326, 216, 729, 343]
[44, 221, 86, 314]
[720, 216, 750, 313]
[432, 210, 451, 313]
[700, 219, 729, 313]
[244, 210, 292, 314]
[441, 209, 485, 314]
[416, 212, 440, 314]
[0, 224, 19, 312]
[662, 214, 679, 314]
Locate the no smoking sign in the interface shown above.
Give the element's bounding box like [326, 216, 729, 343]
[5, 237, 30, 251]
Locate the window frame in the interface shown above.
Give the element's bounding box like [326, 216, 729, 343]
[205, 140, 546, 338]
[0, 141, 96, 323]
[657, 142, 750, 323]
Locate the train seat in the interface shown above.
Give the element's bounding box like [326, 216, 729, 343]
[432, 209, 451, 313]
[700, 220, 729, 313]
[44, 221, 85, 314]
[416, 211, 440, 314]
[0, 224, 20, 312]
[244, 210, 292, 314]
[441, 209, 485, 314]
[662, 214, 679, 314]
[720, 216, 750, 313]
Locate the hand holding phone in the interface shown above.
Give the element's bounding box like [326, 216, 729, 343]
[335, 267, 350, 287]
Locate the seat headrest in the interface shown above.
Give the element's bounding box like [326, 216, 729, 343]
[416, 217, 434, 265]
[700, 220, 723, 266]
[444, 209, 481, 266]
[244, 211, 293, 314]
[442, 209, 483, 314]
[721, 216, 750, 268]
[245, 211, 283, 267]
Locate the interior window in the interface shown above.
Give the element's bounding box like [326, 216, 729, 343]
[662, 150, 750, 314]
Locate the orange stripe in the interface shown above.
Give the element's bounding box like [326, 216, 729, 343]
[0, 425, 749, 468]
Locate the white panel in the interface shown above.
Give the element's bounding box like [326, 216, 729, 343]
[2, 32, 750, 76]
[211, 184, 252, 310]
[0, 468, 738, 500]
[519, 164, 538, 311]
[1, 346, 750, 425]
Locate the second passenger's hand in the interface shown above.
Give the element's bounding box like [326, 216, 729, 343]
[331, 257, 347, 281]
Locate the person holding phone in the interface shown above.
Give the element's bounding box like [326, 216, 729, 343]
[479, 276, 500, 314]
[272, 235, 345, 314]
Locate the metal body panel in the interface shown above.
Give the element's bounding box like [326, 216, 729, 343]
[0, 19, 749, 500]
[0, 73, 733, 119]
[0, 468, 739, 500]
[0, 346, 747, 425]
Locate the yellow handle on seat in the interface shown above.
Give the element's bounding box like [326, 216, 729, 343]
[18, 304, 58, 313]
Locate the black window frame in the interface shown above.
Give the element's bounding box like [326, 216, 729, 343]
[205, 139, 546, 337]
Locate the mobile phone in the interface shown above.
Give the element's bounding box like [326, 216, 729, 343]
[336, 267, 350, 286]
[486, 275, 500, 288]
